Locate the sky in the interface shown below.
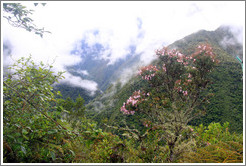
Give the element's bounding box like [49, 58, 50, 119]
[2, 1, 245, 94]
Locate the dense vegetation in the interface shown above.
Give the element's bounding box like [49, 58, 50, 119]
[2, 3, 243, 163]
[3, 44, 243, 163]
[87, 27, 243, 134]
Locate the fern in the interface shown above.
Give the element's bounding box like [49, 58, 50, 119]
[180, 141, 243, 163]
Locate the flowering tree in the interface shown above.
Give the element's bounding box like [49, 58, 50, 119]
[120, 44, 218, 161]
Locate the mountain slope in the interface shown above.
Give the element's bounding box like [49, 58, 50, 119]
[86, 26, 243, 133]
[56, 39, 141, 102]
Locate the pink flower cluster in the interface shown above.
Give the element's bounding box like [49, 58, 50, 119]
[143, 120, 152, 128]
[192, 44, 216, 62]
[126, 90, 141, 106]
[155, 47, 182, 58]
[120, 103, 135, 115]
[176, 52, 185, 63]
[120, 90, 148, 115]
[177, 88, 188, 96]
[155, 47, 193, 66]
[120, 90, 150, 115]
[183, 90, 188, 96]
[162, 64, 167, 72]
[138, 65, 159, 81]
[155, 47, 168, 56]
[174, 79, 189, 96]
[187, 73, 192, 83]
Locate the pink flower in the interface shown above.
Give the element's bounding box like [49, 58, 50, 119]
[175, 79, 181, 85]
[183, 91, 188, 96]
[139, 65, 159, 81]
[177, 58, 183, 63]
[162, 64, 167, 72]
[138, 70, 142, 75]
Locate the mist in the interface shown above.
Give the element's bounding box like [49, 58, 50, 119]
[2, 1, 244, 94]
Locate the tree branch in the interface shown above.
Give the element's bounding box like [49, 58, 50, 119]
[3, 82, 79, 136]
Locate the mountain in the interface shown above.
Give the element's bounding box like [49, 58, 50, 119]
[3, 31, 142, 104]
[170, 26, 243, 60]
[56, 38, 141, 103]
[67, 40, 141, 91]
[85, 26, 243, 133]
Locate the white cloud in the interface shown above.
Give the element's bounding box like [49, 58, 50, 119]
[60, 72, 98, 94]
[78, 70, 89, 76]
[2, 1, 245, 92]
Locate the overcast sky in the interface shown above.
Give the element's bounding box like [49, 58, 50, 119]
[2, 1, 245, 93]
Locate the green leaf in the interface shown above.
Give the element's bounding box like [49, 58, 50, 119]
[23, 135, 29, 140]
[47, 129, 58, 134]
[69, 149, 75, 157]
[21, 145, 26, 155]
[50, 151, 56, 161]
[22, 129, 28, 135]
[7, 134, 15, 140]
[63, 110, 70, 114]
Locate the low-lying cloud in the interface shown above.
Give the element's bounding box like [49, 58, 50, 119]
[60, 72, 98, 94]
[219, 25, 244, 58]
[2, 1, 244, 93]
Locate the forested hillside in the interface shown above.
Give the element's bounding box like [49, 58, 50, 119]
[4, 42, 243, 163]
[2, 3, 243, 163]
[86, 26, 243, 133]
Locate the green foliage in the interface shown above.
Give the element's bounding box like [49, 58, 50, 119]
[87, 27, 243, 135]
[3, 26, 243, 163]
[117, 44, 218, 162]
[192, 62, 243, 133]
[180, 122, 243, 163]
[133, 130, 170, 163]
[2, 57, 126, 163]
[3, 56, 129, 163]
[194, 122, 243, 147]
[3, 56, 73, 162]
[170, 27, 243, 133]
[57, 95, 86, 128]
[183, 141, 243, 163]
[3, 3, 50, 37]
[54, 84, 95, 104]
[84, 27, 243, 163]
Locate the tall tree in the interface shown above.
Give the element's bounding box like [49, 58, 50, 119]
[119, 44, 218, 161]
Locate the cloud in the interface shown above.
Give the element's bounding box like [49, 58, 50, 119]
[78, 70, 89, 76]
[218, 25, 244, 58]
[2, 1, 244, 92]
[228, 25, 244, 45]
[59, 72, 98, 95]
